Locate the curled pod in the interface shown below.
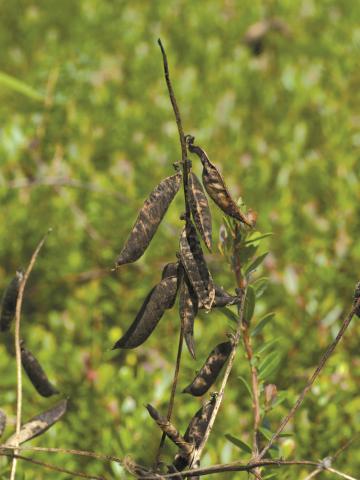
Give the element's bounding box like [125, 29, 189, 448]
[354, 281, 360, 317]
[20, 341, 59, 397]
[0, 270, 23, 332]
[213, 285, 241, 308]
[183, 341, 233, 397]
[180, 274, 198, 359]
[5, 399, 67, 446]
[188, 172, 212, 251]
[187, 138, 256, 227]
[116, 172, 182, 267]
[113, 274, 178, 349]
[146, 404, 194, 457]
[0, 409, 6, 438]
[179, 222, 215, 311]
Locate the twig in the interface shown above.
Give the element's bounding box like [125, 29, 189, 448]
[258, 297, 360, 460]
[2, 451, 106, 480]
[190, 286, 247, 468]
[326, 467, 358, 480]
[303, 469, 321, 480]
[9, 230, 51, 480]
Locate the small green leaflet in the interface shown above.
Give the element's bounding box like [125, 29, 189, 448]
[253, 276, 269, 298]
[244, 285, 256, 325]
[253, 339, 278, 356]
[258, 351, 281, 381]
[238, 375, 253, 399]
[245, 252, 269, 277]
[221, 307, 238, 323]
[251, 312, 275, 337]
[225, 434, 252, 454]
[239, 244, 258, 264]
[244, 232, 273, 245]
[0, 72, 43, 101]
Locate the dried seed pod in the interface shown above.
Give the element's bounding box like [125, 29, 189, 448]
[354, 281, 360, 317]
[180, 275, 198, 359]
[113, 274, 178, 349]
[116, 172, 182, 266]
[183, 341, 233, 397]
[213, 285, 241, 308]
[179, 222, 215, 311]
[0, 409, 6, 438]
[0, 270, 23, 332]
[188, 172, 212, 251]
[187, 138, 255, 227]
[162, 261, 179, 280]
[5, 399, 67, 446]
[146, 404, 194, 457]
[20, 341, 59, 397]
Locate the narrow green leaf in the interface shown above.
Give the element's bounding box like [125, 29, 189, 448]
[238, 376, 253, 399]
[259, 426, 273, 441]
[239, 244, 258, 264]
[253, 277, 269, 298]
[221, 307, 238, 323]
[225, 434, 252, 454]
[251, 312, 275, 337]
[258, 352, 281, 381]
[253, 339, 278, 356]
[244, 285, 256, 325]
[0, 72, 43, 101]
[245, 252, 269, 277]
[244, 233, 273, 245]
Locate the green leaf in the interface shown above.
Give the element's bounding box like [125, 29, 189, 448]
[251, 312, 275, 337]
[238, 376, 253, 399]
[243, 285, 256, 325]
[238, 244, 258, 264]
[258, 352, 281, 381]
[259, 426, 273, 441]
[221, 307, 238, 323]
[253, 339, 278, 356]
[244, 233, 273, 245]
[253, 277, 269, 298]
[225, 434, 252, 454]
[245, 252, 269, 277]
[0, 72, 43, 101]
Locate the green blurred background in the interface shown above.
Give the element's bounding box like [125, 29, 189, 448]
[1, 1, 359, 478]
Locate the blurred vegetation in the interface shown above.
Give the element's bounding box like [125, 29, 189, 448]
[0, 0, 359, 478]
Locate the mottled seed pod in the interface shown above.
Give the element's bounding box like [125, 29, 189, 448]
[116, 172, 182, 267]
[0, 270, 23, 332]
[146, 404, 194, 457]
[161, 261, 179, 280]
[354, 281, 360, 317]
[0, 409, 6, 438]
[20, 341, 59, 397]
[213, 285, 241, 308]
[180, 275, 198, 359]
[187, 137, 256, 227]
[5, 399, 67, 446]
[113, 273, 178, 349]
[179, 222, 215, 311]
[183, 341, 233, 396]
[188, 172, 212, 251]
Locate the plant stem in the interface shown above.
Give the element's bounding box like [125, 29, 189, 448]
[9, 230, 51, 480]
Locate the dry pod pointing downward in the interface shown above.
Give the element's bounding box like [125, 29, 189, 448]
[187, 137, 256, 227]
[188, 172, 212, 251]
[180, 274, 198, 359]
[116, 172, 182, 267]
[183, 341, 233, 396]
[20, 341, 59, 397]
[0, 270, 23, 332]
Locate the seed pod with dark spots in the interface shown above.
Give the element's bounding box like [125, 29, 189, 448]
[180, 275, 198, 359]
[187, 138, 256, 227]
[146, 404, 194, 458]
[183, 341, 233, 396]
[0, 270, 23, 332]
[0, 409, 6, 438]
[116, 172, 182, 267]
[179, 222, 215, 311]
[113, 274, 178, 349]
[162, 261, 179, 280]
[188, 172, 212, 251]
[354, 281, 360, 317]
[20, 341, 59, 397]
[5, 399, 67, 446]
[213, 285, 241, 308]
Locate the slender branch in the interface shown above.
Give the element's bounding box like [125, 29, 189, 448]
[190, 286, 247, 467]
[326, 467, 358, 480]
[303, 469, 321, 480]
[2, 452, 106, 480]
[9, 229, 51, 480]
[258, 298, 360, 460]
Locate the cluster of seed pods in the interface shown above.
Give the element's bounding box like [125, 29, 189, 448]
[113, 135, 255, 474]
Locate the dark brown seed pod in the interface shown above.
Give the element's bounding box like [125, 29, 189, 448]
[5, 399, 67, 446]
[188, 172, 212, 251]
[146, 404, 194, 457]
[113, 274, 178, 349]
[161, 261, 179, 280]
[179, 222, 215, 311]
[184, 394, 217, 447]
[213, 285, 241, 308]
[0, 270, 23, 332]
[116, 172, 182, 267]
[20, 341, 59, 397]
[183, 341, 233, 397]
[354, 281, 360, 317]
[187, 138, 256, 227]
[0, 409, 6, 438]
[180, 275, 198, 359]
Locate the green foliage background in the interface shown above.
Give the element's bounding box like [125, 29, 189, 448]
[0, 1, 359, 478]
